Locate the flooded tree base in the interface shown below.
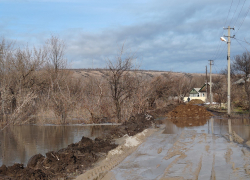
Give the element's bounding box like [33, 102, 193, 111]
[0, 113, 156, 180]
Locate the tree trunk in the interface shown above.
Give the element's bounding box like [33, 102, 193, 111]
[244, 82, 250, 117]
[115, 100, 121, 123]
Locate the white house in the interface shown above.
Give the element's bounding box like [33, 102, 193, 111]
[183, 83, 212, 102]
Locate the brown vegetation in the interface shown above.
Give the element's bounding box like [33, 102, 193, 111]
[212, 75, 227, 108]
[0, 36, 221, 128]
[231, 52, 250, 114]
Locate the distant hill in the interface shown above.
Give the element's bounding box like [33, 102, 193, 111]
[68, 68, 214, 79]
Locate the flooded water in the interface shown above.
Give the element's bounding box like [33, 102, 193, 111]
[1, 118, 250, 168]
[0, 124, 117, 166]
[162, 117, 250, 142]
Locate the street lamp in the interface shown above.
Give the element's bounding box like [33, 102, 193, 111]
[220, 37, 227, 42]
[220, 26, 234, 116]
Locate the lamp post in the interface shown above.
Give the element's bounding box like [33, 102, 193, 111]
[220, 26, 234, 116]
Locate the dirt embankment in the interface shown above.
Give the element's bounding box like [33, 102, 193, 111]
[149, 103, 177, 117]
[0, 137, 117, 180]
[108, 113, 154, 138]
[168, 104, 213, 118]
[167, 104, 213, 127]
[187, 99, 204, 105]
[0, 114, 156, 180]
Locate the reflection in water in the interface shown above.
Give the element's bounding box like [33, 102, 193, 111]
[228, 119, 232, 142]
[168, 117, 209, 127]
[211, 117, 214, 134]
[0, 125, 116, 166]
[162, 117, 250, 142]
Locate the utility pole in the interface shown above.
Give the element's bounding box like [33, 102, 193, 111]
[208, 60, 214, 106]
[0, 43, 5, 121]
[206, 66, 208, 103]
[224, 26, 234, 116]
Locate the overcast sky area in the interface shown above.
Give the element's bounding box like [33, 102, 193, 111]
[1, 0, 250, 73]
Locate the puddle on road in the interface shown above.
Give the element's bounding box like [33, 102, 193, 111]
[0, 124, 117, 166]
[161, 117, 250, 142]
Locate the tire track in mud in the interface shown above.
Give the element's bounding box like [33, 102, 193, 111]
[87, 128, 250, 180]
[159, 130, 203, 180]
[210, 154, 216, 180]
[159, 130, 250, 180]
[242, 149, 250, 176]
[227, 130, 250, 178]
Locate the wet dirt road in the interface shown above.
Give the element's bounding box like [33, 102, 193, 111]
[100, 122, 250, 180]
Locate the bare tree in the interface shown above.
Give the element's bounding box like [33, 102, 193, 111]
[82, 76, 105, 123]
[212, 76, 227, 108]
[174, 74, 194, 103]
[146, 73, 175, 108]
[45, 35, 67, 75]
[0, 38, 11, 121]
[130, 73, 150, 114]
[232, 51, 250, 115]
[105, 46, 136, 122]
[0, 36, 85, 127]
[42, 36, 72, 123]
[0, 38, 47, 126]
[192, 75, 206, 88]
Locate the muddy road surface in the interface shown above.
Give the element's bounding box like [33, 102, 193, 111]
[78, 119, 250, 180]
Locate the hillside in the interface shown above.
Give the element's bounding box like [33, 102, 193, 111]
[69, 68, 216, 79]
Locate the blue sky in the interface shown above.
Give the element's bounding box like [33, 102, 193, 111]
[1, 0, 250, 73]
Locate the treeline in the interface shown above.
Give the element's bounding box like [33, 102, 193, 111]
[0, 36, 71, 127]
[0, 36, 210, 128]
[229, 51, 250, 115]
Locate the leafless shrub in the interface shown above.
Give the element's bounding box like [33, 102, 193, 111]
[105, 45, 137, 122]
[146, 73, 175, 108]
[1, 36, 219, 127]
[45, 35, 67, 75]
[81, 76, 106, 123]
[0, 38, 45, 127]
[212, 76, 227, 108]
[231, 51, 250, 113]
[173, 74, 194, 103]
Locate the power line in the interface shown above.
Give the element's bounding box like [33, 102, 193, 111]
[235, 38, 250, 53]
[229, 0, 241, 25]
[213, 64, 221, 74]
[224, 0, 234, 27]
[214, 0, 241, 60]
[235, 3, 250, 34]
[233, 0, 247, 27]
[216, 43, 228, 60]
[234, 37, 250, 44]
[218, 44, 227, 59]
[212, 0, 250, 61]
[211, 42, 222, 60]
[212, 37, 229, 61]
[211, 0, 234, 61]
